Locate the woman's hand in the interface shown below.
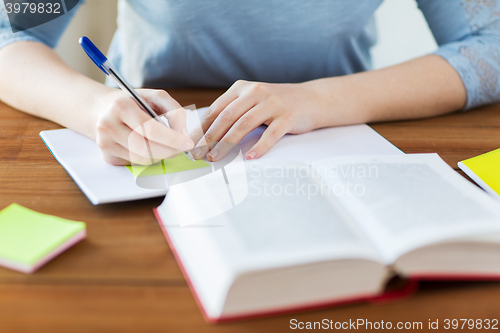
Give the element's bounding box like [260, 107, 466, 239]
[93, 89, 194, 166]
[190, 80, 326, 162]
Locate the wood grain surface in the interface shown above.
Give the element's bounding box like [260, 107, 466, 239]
[0, 89, 499, 333]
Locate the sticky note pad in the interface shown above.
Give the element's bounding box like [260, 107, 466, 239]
[126, 154, 210, 177]
[0, 204, 86, 274]
[458, 148, 500, 198]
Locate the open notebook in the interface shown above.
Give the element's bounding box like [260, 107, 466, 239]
[40, 108, 402, 204]
[155, 153, 500, 322]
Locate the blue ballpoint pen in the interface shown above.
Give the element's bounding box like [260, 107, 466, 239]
[79, 36, 195, 162]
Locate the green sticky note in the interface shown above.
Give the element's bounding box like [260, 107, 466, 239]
[125, 153, 210, 177]
[0, 204, 86, 268]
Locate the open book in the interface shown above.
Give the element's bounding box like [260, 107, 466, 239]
[154, 153, 500, 322]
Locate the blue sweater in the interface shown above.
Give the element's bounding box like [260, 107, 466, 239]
[1, 0, 499, 110]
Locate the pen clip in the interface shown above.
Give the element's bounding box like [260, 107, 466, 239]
[79, 36, 109, 75]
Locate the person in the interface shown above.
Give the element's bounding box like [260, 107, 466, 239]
[0, 1, 499, 165]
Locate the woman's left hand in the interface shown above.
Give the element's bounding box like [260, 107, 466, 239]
[190, 80, 324, 162]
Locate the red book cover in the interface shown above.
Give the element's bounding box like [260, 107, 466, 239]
[153, 208, 419, 323]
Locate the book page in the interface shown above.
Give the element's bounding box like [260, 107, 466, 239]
[312, 154, 500, 263]
[161, 160, 384, 271]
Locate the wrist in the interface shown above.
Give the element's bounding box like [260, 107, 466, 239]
[303, 76, 373, 128]
[297, 79, 334, 130]
[88, 86, 120, 140]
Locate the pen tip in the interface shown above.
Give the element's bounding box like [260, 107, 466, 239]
[186, 152, 196, 162]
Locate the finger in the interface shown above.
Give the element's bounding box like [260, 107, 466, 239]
[119, 103, 193, 152]
[115, 93, 193, 151]
[196, 97, 258, 160]
[191, 81, 245, 151]
[97, 139, 131, 166]
[96, 111, 139, 165]
[101, 154, 130, 166]
[98, 94, 190, 164]
[103, 106, 185, 163]
[189, 111, 210, 148]
[245, 120, 289, 160]
[138, 89, 183, 115]
[99, 117, 135, 149]
[196, 96, 258, 160]
[98, 116, 174, 163]
[127, 130, 181, 164]
[207, 104, 268, 162]
[189, 119, 210, 159]
[164, 107, 188, 136]
[128, 147, 176, 166]
[139, 90, 189, 136]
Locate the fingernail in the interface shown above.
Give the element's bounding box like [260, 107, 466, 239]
[247, 151, 256, 160]
[184, 141, 194, 150]
[208, 150, 217, 161]
[191, 147, 204, 158]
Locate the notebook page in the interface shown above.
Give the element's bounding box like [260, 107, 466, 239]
[312, 154, 500, 263]
[190, 108, 403, 164]
[39, 108, 207, 205]
[40, 130, 168, 204]
[41, 108, 401, 205]
[262, 125, 403, 163]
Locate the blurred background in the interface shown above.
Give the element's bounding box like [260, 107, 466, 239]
[56, 0, 438, 84]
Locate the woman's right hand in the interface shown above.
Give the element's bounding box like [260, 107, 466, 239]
[93, 89, 194, 166]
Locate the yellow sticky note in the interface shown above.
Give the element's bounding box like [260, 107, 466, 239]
[461, 148, 500, 195]
[126, 154, 210, 177]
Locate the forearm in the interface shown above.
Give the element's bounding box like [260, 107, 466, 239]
[0, 41, 114, 139]
[309, 54, 467, 128]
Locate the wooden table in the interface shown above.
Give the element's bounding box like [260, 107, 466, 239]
[1, 89, 500, 332]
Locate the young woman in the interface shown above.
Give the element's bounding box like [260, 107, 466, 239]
[0, 1, 499, 164]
